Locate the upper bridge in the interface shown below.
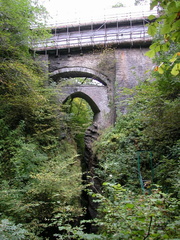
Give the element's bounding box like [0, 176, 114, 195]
[34, 7, 158, 53]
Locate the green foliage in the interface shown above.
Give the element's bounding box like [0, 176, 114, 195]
[59, 183, 180, 239]
[94, 114, 140, 189]
[146, 0, 180, 78]
[0, 218, 40, 240]
[54, 223, 102, 240]
[0, 219, 27, 240]
[0, 0, 179, 238]
[10, 142, 48, 184]
[0, 0, 84, 238]
[112, 2, 124, 8]
[94, 79, 179, 194]
[92, 183, 180, 239]
[149, 43, 180, 98]
[64, 97, 93, 154]
[0, 141, 83, 237]
[28, 142, 83, 208]
[65, 97, 93, 132]
[0, 0, 49, 58]
[155, 141, 180, 197]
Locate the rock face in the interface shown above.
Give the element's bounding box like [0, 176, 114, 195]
[83, 123, 101, 231]
[84, 123, 99, 174]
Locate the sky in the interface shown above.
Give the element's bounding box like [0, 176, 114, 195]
[39, 0, 151, 25]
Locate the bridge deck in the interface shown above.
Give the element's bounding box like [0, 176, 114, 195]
[33, 8, 158, 52]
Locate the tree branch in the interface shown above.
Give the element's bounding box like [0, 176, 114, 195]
[143, 216, 153, 240]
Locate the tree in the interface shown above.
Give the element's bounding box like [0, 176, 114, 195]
[0, 0, 50, 131]
[0, 219, 28, 240]
[146, 0, 180, 77]
[92, 183, 180, 240]
[0, 2, 86, 238]
[0, 0, 49, 58]
[112, 2, 124, 8]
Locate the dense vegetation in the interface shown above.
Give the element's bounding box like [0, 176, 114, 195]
[88, 0, 180, 239]
[0, 0, 179, 239]
[0, 0, 84, 239]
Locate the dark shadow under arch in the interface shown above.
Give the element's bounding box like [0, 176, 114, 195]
[63, 91, 100, 115]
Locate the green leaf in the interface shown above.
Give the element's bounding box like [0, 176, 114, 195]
[137, 217, 146, 222]
[149, 42, 161, 52]
[176, 1, 180, 8]
[102, 182, 109, 186]
[148, 25, 157, 36]
[145, 49, 156, 58]
[161, 24, 171, 34]
[172, 20, 180, 31]
[150, 0, 158, 10]
[125, 203, 134, 209]
[166, 13, 177, 24]
[149, 42, 158, 50]
[171, 31, 180, 42]
[155, 45, 161, 52]
[162, 42, 170, 52]
[157, 66, 164, 74]
[169, 53, 178, 63]
[167, 1, 177, 12]
[148, 15, 156, 20]
[171, 63, 180, 76]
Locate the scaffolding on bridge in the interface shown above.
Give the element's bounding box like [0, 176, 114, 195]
[33, 7, 158, 53]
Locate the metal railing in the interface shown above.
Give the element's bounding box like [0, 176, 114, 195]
[34, 28, 151, 51]
[33, 8, 158, 51]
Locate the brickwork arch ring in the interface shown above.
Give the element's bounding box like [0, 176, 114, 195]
[50, 67, 109, 86]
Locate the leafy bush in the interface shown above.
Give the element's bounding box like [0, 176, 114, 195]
[0, 219, 27, 240]
[92, 183, 180, 240]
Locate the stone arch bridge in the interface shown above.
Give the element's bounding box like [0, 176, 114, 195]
[50, 67, 110, 127]
[35, 8, 157, 219]
[35, 8, 156, 129]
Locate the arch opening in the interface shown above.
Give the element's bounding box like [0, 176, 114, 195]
[63, 91, 100, 116]
[58, 77, 104, 87]
[50, 67, 109, 86]
[63, 95, 96, 153]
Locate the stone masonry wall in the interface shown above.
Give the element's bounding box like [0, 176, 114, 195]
[47, 47, 153, 128]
